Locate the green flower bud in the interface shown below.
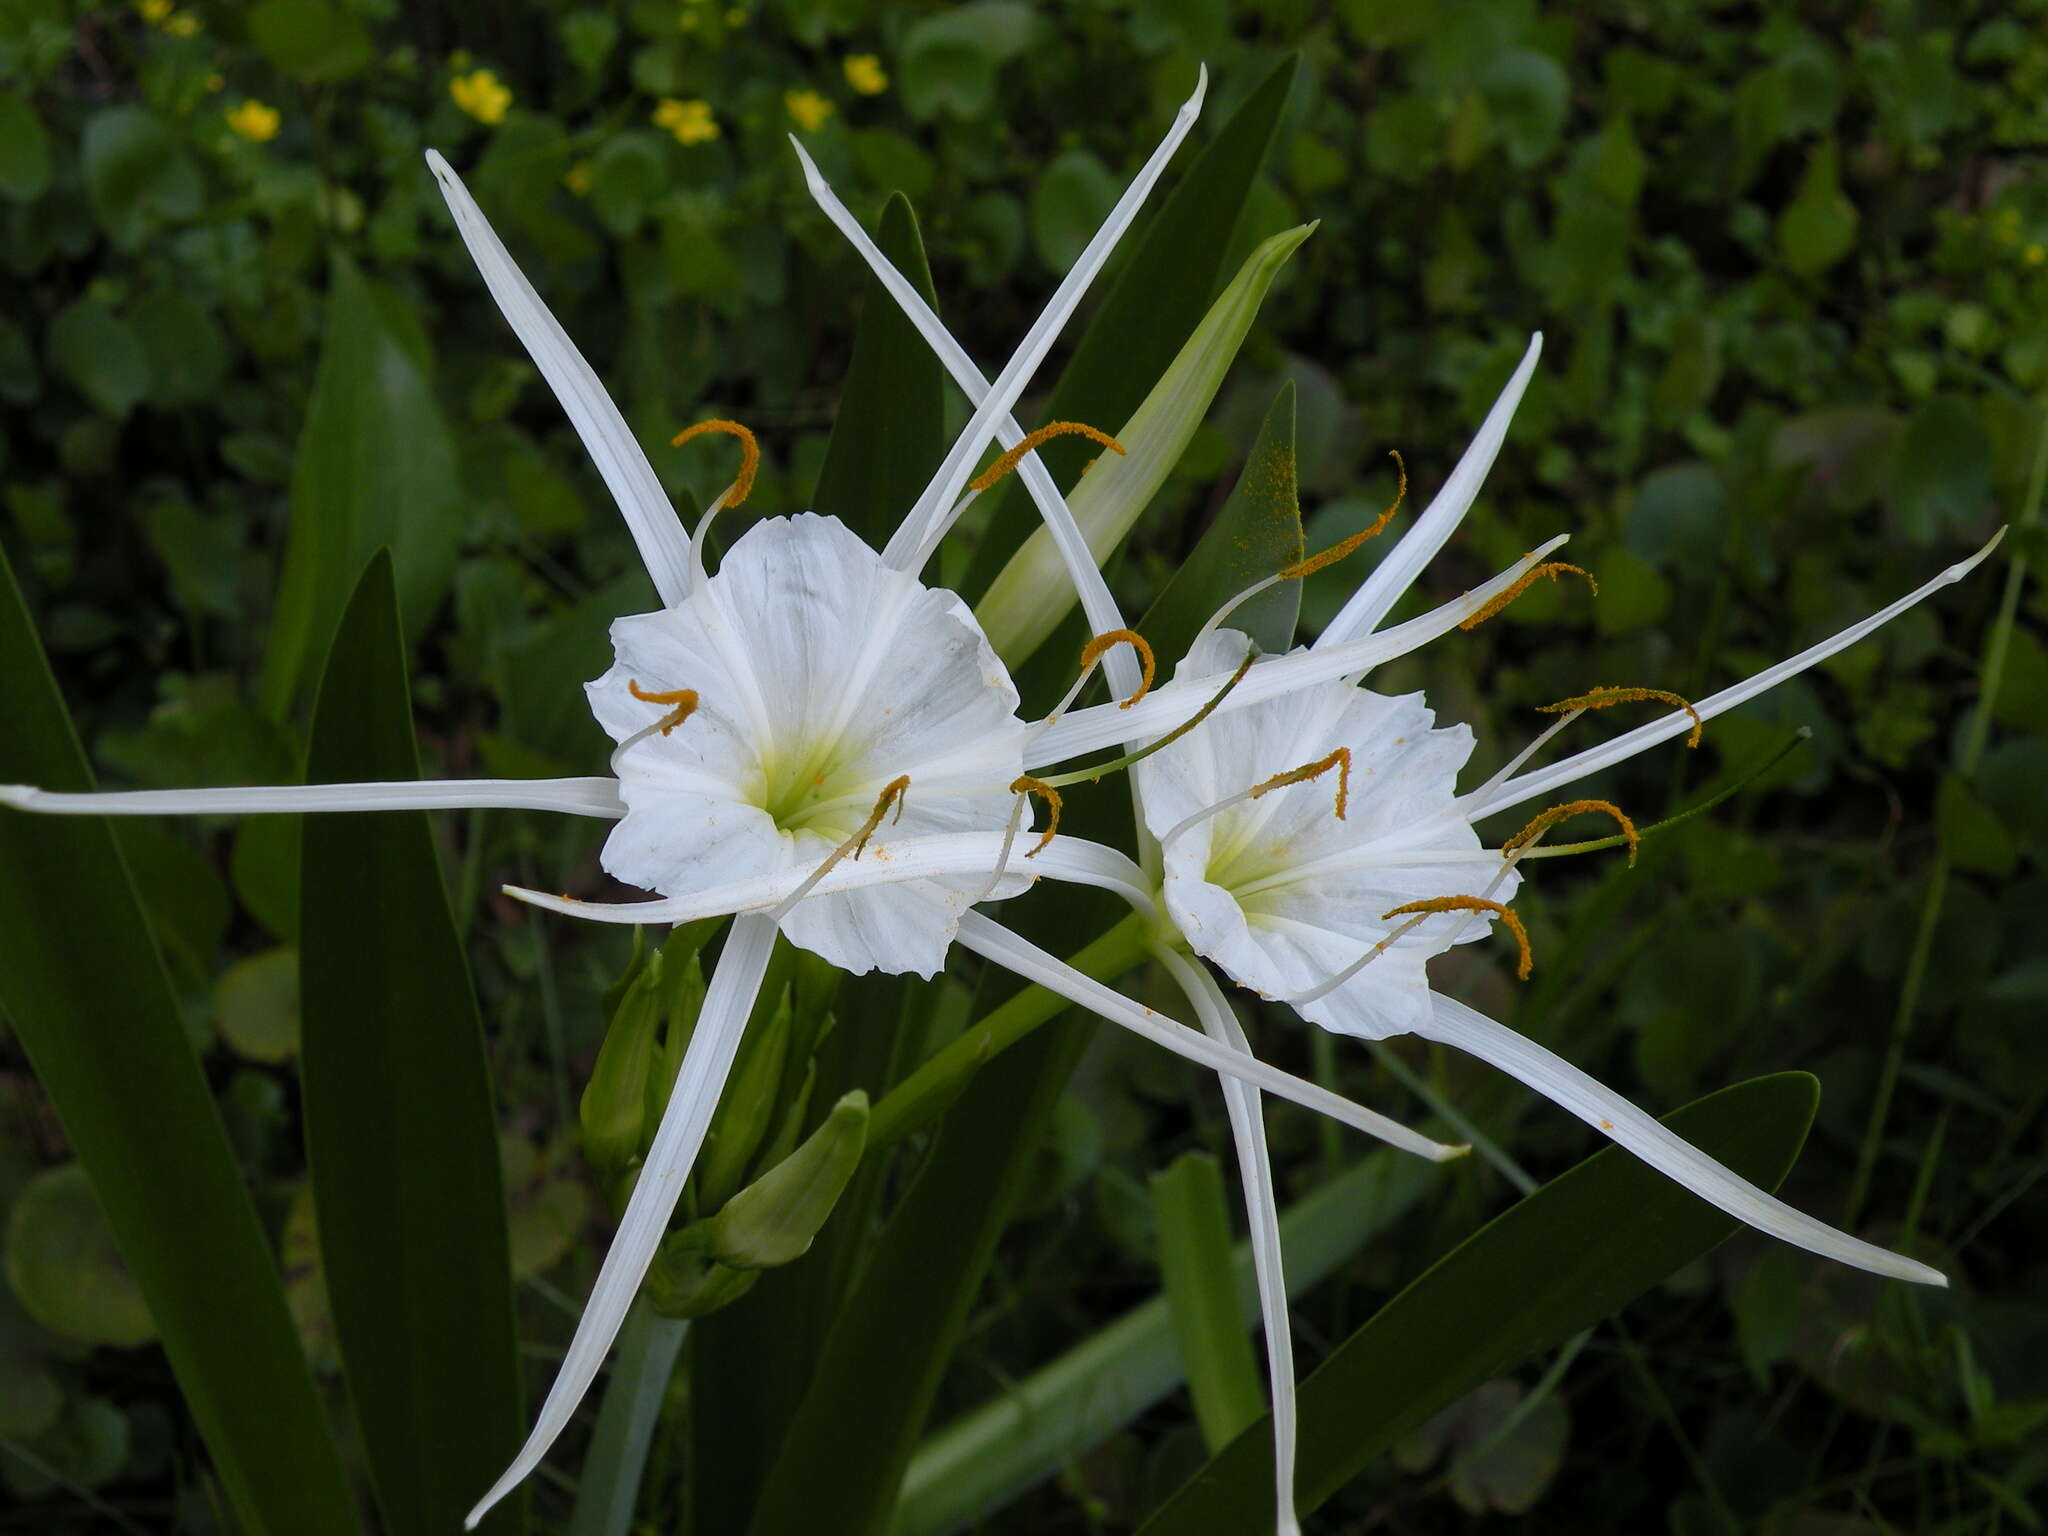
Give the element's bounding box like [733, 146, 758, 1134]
[705, 1090, 869, 1270]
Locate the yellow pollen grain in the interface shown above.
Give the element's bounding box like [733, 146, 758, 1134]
[971, 421, 1126, 493]
[1010, 775, 1063, 857]
[1250, 747, 1351, 820]
[1504, 798, 1639, 865]
[1539, 685, 1703, 747]
[1276, 450, 1406, 581]
[1382, 895, 1533, 980]
[849, 775, 910, 859]
[671, 418, 760, 506]
[1077, 628, 1155, 707]
[1458, 562, 1598, 631]
[626, 680, 699, 735]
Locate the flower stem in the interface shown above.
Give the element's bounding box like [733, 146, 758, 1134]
[865, 912, 1152, 1153]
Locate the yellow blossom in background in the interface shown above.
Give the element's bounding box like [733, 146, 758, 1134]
[450, 70, 513, 126]
[2028, 243, 2046, 266]
[725, 8, 745, 24]
[225, 100, 281, 143]
[137, 0, 171, 21]
[164, 10, 198, 34]
[785, 89, 834, 133]
[843, 54, 888, 95]
[564, 161, 592, 196]
[653, 98, 720, 146]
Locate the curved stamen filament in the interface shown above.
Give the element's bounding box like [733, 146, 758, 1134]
[626, 680, 700, 736]
[1038, 644, 1257, 791]
[1503, 798, 1638, 867]
[1457, 562, 1597, 631]
[1380, 895, 1533, 980]
[1079, 629, 1156, 708]
[1009, 775, 1063, 857]
[969, 789, 1031, 906]
[1250, 747, 1350, 821]
[1196, 450, 1406, 645]
[1539, 685, 1704, 748]
[671, 418, 761, 507]
[968, 421, 1126, 493]
[765, 775, 910, 925]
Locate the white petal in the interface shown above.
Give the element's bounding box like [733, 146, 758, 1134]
[1156, 948, 1300, 1536]
[1419, 994, 1946, 1287]
[0, 777, 625, 818]
[790, 139, 1142, 704]
[881, 68, 1208, 574]
[1461, 530, 2006, 824]
[465, 912, 778, 1529]
[1316, 334, 1544, 649]
[954, 911, 1465, 1164]
[1026, 536, 1571, 770]
[426, 151, 694, 608]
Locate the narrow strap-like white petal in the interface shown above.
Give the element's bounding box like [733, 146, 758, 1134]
[790, 139, 1141, 704]
[879, 68, 1208, 575]
[1316, 334, 1544, 650]
[955, 911, 1462, 1163]
[1418, 994, 1945, 1287]
[0, 777, 626, 818]
[1461, 530, 2006, 824]
[1026, 536, 1570, 769]
[426, 150, 695, 608]
[505, 831, 1158, 927]
[465, 912, 777, 1528]
[1157, 948, 1300, 1536]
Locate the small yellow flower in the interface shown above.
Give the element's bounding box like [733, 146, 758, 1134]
[564, 160, 592, 197]
[450, 69, 513, 126]
[653, 97, 720, 146]
[137, 0, 171, 22]
[225, 100, 282, 144]
[786, 89, 834, 134]
[2027, 242, 2046, 266]
[205, 72, 225, 92]
[164, 9, 199, 35]
[843, 54, 888, 96]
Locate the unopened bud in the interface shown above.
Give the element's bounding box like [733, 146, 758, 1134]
[706, 1090, 868, 1270]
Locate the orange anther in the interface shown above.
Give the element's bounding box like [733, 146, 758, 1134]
[1009, 775, 1063, 857]
[1078, 628, 1156, 708]
[671, 418, 760, 506]
[1458, 562, 1598, 631]
[1249, 747, 1352, 821]
[849, 775, 910, 859]
[1380, 895, 1533, 980]
[626, 680, 700, 735]
[1538, 685, 1704, 748]
[1276, 450, 1407, 581]
[969, 421, 1125, 493]
[1503, 798, 1639, 866]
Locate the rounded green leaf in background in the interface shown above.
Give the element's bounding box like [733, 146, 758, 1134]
[1030, 149, 1120, 274]
[1478, 48, 1570, 167]
[213, 947, 301, 1064]
[248, 0, 373, 83]
[79, 107, 200, 248]
[46, 300, 148, 419]
[4, 1163, 156, 1348]
[0, 90, 51, 201]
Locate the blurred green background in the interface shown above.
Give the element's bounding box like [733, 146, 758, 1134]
[0, 0, 2043, 1530]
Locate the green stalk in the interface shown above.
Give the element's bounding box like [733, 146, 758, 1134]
[865, 912, 1152, 1152]
[567, 1300, 687, 1536]
[1845, 400, 2048, 1226]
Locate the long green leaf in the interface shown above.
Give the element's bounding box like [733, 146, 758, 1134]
[0, 544, 363, 1536]
[1138, 380, 1305, 665]
[975, 224, 1314, 665]
[261, 257, 465, 713]
[1135, 1071, 1823, 1533]
[810, 194, 945, 550]
[961, 54, 1298, 600]
[300, 551, 523, 1535]
[567, 1301, 686, 1536]
[895, 1147, 1437, 1535]
[1152, 1152, 1274, 1452]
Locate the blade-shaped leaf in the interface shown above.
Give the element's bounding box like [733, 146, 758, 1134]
[261, 257, 465, 713]
[809, 194, 945, 550]
[0, 544, 362, 1536]
[960, 54, 1298, 599]
[1151, 1152, 1267, 1452]
[1135, 1072, 1823, 1533]
[1138, 379, 1304, 666]
[300, 551, 523, 1535]
[976, 223, 1314, 665]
